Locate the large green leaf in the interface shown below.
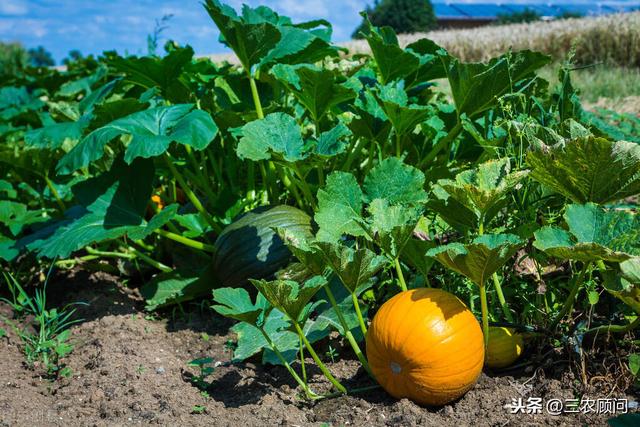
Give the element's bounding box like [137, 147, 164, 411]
[315, 158, 426, 244]
[363, 157, 428, 205]
[204, 0, 337, 74]
[361, 19, 445, 86]
[236, 112, 305, 162]
[430, 158, 528, 230]
[140, 265, 216, 310]
[25, 115, 91, 150]
[443, 50, 550, 118]
[231, 308, 299, 364]
[107, 47, 193, 103]
[314, 242, 387, 293]
[0, 236, 18, 262]
[533, 203, 640, 262]
[362, 23, 420, 85]
[365, 199, 422, 259]
[0, 201, 49, 236]
[212, 287, 268, 325]
[56, 104, 218, 174]
[251, 276, 327, 322]
[315, 171, 365, 242]
[271, 64, 355, 122]
[257, 23, 339, 69]
[0, 86, 45, 120]
[427, 234, 524, 286]
[527, 136, 640, 204]
[348, 90, 392, 143]
[29, 158, 176, 258]
[375, 82, 430, 137]
[204, 0, 280, 72]
[313, 123, 352, 157]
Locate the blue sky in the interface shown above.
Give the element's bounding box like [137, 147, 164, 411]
[0, 0, 634, 63]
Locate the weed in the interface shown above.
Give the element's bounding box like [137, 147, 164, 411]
[0, 270, 85, 378]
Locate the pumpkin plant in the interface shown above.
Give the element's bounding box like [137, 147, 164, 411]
[427, 234, 524, 345]
[429, 158, 528, 323]
[250, 276, 347, 394]
[314, 157, 427, 292]
[211, 287, 321, 398]
[533, 203, 640, 328]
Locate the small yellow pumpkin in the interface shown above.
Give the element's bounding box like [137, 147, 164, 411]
[366, 288, 484, 406]
[485, 327, 524, 368]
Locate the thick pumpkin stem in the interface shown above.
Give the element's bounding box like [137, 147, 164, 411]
[324, 285, 373, 376]
[293, 321, 347, 394]
[479, 282, 490, 348]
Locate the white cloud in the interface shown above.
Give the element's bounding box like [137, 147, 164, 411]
[0, 0, 28, 16]
[0, 18, 48, 38]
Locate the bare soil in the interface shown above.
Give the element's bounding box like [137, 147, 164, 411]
[0, 270, 637, 426]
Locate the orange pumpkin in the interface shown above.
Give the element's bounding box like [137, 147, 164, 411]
[366, 288, 484, 406]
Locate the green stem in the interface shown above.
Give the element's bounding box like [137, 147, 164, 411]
[341, 137, 364, 172]
[54, 255, 100, 267]
[584, 317, 640, 337]
[352, 292, 368, 337]
[299, 335, 307, 384]
[85, 247, 135, 259]
[44, 175, 66, 212]
[551, 262, 590, 329]
[394, 258, 408, 292]
[278, 167, 305, 209]
[126, 247, 172, 273]
[154, 229, 216, 253]
[324, 285, 372, 376]
[418, 121, 462, 168]
[479, 281, 490, 347]
[84, 247, 172, 272]
[492, 272, 514, 323]
[395, 132, 402, 157]
[185, 147, 218, 210]
[258, 328, 317, 398]
[249, 75, 265, 119]
[162, 154, 221, 233]
[292, 321, 347, 394]
[291, 165, 316, 210]
[247, 162, 256, 202]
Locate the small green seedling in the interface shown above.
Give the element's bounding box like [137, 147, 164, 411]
[326, 346, 339, 363]
[187, 357, 216, 390]
[191, 405, 207, 414]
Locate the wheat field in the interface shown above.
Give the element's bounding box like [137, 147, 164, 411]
[206, 12, 640, 68]
[345, 11, 640, 67]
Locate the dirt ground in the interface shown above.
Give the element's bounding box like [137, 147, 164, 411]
[0, 269, 637, 426]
